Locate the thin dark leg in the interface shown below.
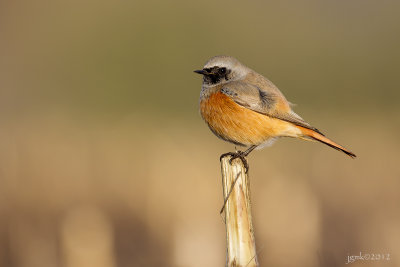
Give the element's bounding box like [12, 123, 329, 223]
[243, 145, 257, 156]
[219, 145, 258, 173]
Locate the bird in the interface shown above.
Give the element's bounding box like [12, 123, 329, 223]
[194, 55, 356, 170]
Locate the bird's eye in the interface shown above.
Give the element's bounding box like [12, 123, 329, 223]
[219, 67, 227, 74]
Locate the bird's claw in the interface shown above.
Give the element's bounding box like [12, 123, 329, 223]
[220, 151, 249, 173]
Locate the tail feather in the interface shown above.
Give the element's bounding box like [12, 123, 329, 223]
[297, 126, 356, 158]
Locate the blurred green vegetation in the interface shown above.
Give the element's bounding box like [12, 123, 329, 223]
[1, 0, 399, 120]
[0, 1, 400, 267]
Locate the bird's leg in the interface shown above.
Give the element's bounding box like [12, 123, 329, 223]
[242, 145, 257, 157]
[219, 145, 257, 173]
[219, 145, 257, 215]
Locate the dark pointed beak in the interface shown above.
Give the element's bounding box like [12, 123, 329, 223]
[194, 69, 207, 75]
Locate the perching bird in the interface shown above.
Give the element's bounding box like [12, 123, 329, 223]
[195, 55, 356, 170]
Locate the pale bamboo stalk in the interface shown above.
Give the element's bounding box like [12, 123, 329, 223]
[220, 155, 258, 267]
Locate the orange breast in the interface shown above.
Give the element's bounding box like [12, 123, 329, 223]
[200, 92, 297, 146]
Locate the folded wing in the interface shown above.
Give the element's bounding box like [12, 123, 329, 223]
[220, 80, 324, 135]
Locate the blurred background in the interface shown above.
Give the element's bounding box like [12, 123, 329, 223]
[0, 0, 399, 266]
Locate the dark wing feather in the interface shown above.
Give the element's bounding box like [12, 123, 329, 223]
[220, 81, 324, 135]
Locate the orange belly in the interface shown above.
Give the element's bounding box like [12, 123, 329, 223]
[200, 92, 298, 146]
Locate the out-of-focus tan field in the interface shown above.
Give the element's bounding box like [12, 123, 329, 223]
[1, 1, 400, 267]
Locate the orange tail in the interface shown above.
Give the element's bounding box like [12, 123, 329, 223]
[297, 126, 356, 158]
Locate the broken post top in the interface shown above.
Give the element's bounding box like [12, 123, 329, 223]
[220, 154, 258, 267]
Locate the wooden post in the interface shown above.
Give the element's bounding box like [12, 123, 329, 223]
[220, 155, 258, 267]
